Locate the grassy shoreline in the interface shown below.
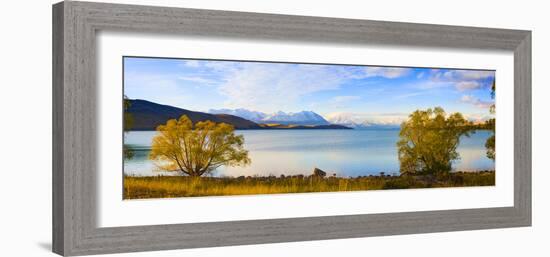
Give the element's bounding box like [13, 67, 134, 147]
[123, 171, 495, 199]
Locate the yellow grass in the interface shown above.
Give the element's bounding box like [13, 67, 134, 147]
[123, 171, 495, 199]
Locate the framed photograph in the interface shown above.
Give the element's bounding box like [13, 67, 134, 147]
[53, 1, 531, 256]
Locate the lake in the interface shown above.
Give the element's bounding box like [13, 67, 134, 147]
[124, 129, 495, 177]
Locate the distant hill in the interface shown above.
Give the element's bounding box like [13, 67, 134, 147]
[126, 99, 351, 130]
[259, 123, 352, 130]
[126, 99, 262, 130]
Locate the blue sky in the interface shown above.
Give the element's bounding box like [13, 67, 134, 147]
[124, 57, 495, 124]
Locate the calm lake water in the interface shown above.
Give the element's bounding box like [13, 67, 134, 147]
[124, 129, 495, 177]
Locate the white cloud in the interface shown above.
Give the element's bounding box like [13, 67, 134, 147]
[216, 63, 348, 112]
[393, 91, 427, 99]
[456, 81, 482, 91]
[431, 69, 495, 91]
[450, 70, 494, 80]
[363, 67, 412, 79]
[460, 94, 493, 109]
[324, 112, 408, 126]
[460, 94, 475, 102]
[178, 76, 218, 85]
[463, 113, 494, 123]
[181, 60, 201, 67]
[327, 95, 361, 109]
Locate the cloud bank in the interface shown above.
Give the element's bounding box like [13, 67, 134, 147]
[181, 61, 413, 112]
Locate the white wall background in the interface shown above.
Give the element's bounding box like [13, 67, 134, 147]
[0, 0, 547, 256]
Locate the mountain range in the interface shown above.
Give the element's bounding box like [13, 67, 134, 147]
[209, 108, 403, 129]
[324, 113, 403, 129]
[126, 100, 350, 130]
[208, 108, 329, 126]
[126, 100, 262, 130]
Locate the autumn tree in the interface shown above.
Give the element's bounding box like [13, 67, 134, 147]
[123, 96, 134, 159]
[485, 80, 496, 160]
[149, 115, 250, 176]
[397, 107, 472, 175]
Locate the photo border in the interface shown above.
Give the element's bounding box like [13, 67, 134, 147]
[53, 1, 531, 255]
[120, 55, 498, 198]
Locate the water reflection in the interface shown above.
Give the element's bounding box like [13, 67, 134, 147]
[124, 129, 495, 177]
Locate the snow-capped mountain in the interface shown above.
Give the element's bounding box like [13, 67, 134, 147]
[208, 109, 329, 125]
[324, 112, 404, 129]
[262, 111, 329, 125]
[208, 108, 267, 122]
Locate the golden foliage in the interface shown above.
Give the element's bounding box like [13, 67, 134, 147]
[487, 79, 496, 160]
[397, 107, 472, 175]
[149, 115, 250, 177]
[123, 171, 495, 199]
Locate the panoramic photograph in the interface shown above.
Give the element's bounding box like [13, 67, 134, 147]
[122, 57, 496, 199]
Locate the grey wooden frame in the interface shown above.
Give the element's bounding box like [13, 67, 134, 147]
[52, 1, 531, 256]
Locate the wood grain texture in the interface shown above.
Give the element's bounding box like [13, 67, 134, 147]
[52, 2, 65, 255]
[514, 32, 532, 224]
[52, 1, 532, 256]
